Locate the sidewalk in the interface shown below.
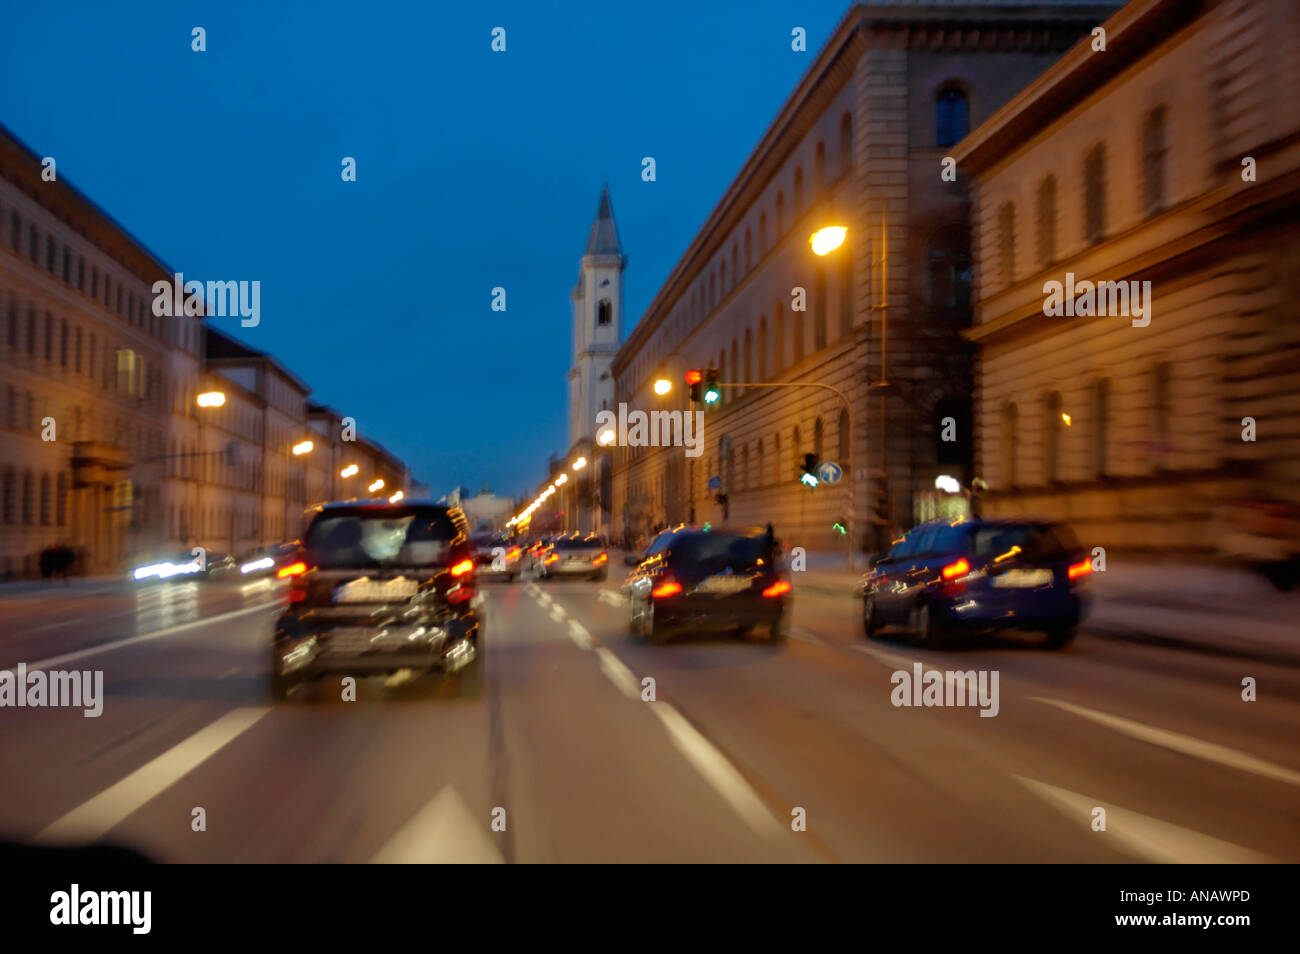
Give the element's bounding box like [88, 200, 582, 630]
[0, 576, 126, 598]
[790, 553, 1300, 666]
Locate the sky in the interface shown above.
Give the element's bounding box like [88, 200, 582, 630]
[1, 0, 847, 501]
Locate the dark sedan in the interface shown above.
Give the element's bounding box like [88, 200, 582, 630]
[861, 518, 1091, 648]
[625, 526, 789, 643]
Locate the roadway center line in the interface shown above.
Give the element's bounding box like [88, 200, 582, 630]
[1031, 696, 1300, 788]
[567, 619, 593, 651]
[35, 707, 270, 844]
[594, 647, 639, 700]
[14, 602, 280, 672]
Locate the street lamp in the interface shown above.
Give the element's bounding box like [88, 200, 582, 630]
[340, 464, 359, 478]
[196, 391, 226, 408]
[292, 440, 314, 456]
[368, 478, 385, 493]
[810, 225, 848, 256]
[388, 490, 404, 503]
[653, 378, 672, 396]
[572, 457, 587, 471]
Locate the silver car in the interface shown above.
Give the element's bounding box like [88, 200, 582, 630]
[537, 534, 609, 581]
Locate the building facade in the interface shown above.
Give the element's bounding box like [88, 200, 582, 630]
[606, 1, 1115, 555]
[953, 0, 1300, 553]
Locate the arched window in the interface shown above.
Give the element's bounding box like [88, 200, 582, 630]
[597, 299, 612, 326]
[935, 85, 969, 148]
[839, 111, 853, 174]
[731, 244, 739, 286]
[759, 212, 767, 255]
[776, 191, 785, 235]
[1036, 175, 1058, 267]
[1043, 391, 1063, 484]
[720, 261, 727, 294]
[838, 408, 850, 464]
[758, 316, 768, 380]
[1002, 402, 1019, 487]
[814, 266, 827, 350]
[1084, 144, 1107, 243]
[793, 167, 804, 217]
[839, 249, 853, 339]
[1093, 378, 1111, 478]
[814, 142, 826, 198]
[774, 303, 785, 375]
[1142, 106, 1167, 214]
[998, 202, 1016, 287]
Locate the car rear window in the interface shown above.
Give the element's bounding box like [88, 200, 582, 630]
[971, 523, 1075, 560]
[671, 533, 770, 567]
[305, 508, 457, 568]
[555, 536, 604, 550]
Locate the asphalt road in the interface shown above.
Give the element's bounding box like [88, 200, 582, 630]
[1, 571, 1297, 862]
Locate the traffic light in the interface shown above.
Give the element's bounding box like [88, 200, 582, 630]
[800, 453, 819, 487]
[703, 368, 720, 405]
[686, 369, 703, 402]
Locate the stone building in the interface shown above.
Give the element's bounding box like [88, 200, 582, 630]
[952, 0, 1300, 552]
[606, 1, 1115, 555]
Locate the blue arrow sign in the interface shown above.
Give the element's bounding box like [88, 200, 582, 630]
[707, 475, 722, 491]
[817, 461, 842, 485]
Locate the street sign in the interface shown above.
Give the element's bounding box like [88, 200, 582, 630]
[817, 461, 842, 484]
[707, 475, 722, 491]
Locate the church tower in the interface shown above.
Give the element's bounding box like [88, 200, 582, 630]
[569, 186, 625, 447]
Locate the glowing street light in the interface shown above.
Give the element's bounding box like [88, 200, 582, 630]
[340, 464, 359, 478]
[810, 225, 848, 256]
[597, 428, 616, 446]
[388, 490, 404, 503]
[197, 391, 226, 408]
[571, 457, 587, 471]
[555, 473, 569, 486]
[368, 478, 385, 493]
[292, 440, 314, 456]
[653, 378, 672, 396]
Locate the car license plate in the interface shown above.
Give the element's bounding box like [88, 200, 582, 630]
[334, 578, 418, 603]
[991, 568, 1054, 588]
[695, 574, 751, 595]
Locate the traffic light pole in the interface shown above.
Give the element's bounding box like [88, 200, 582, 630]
[711, 380, 856, 570]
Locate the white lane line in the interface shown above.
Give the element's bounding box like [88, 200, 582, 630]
[547, 603, 567, 623]
[536, 591, 553, 607]
[369, 785, 504, 864]
[1032, 697, 1300, 789]
[15, 603, 280, 673]
[567, 619, 593, 651]
[523, 582, 539, 597]
[1013, 775, 1275, 863]
[851, 643, 920, 672]
[595, 647, 640, 700]
[597, 589, 626, 607]
[35, 707, 270, 844]
[648, 702, 783, 840]
[790, 628, 825, 646]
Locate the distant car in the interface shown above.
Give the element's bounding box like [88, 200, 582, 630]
[529, 535, 560, 573]
[861, 519, 1091, 648]
[537, 533, 609, 581]
[624, 526, 788, 643]
[238, 542, 301, 578]
[131, 549, 234, 582]
[269, 500, 482, 699]
[471, 530, 521, 582]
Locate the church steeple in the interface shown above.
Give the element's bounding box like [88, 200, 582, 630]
[585, 184, 623, 257]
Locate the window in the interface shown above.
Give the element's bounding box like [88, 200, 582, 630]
[1003, 402, 1019, 487]
[774, 303, 784, 374]
[62, 244, 71, 283]
[839, 249, 853, 339]
[1152, 361, 1173, 465]
[46, 236, 56, 273]
[839, 111, 853, 173]
[814, 142, 826, 198]
[743, 328, 752, 387]
[793, 167, 804, 217]
[22, 470, 34, 525]
[759, 212, 767, 255]
[744, 229, 752, 270]
[1043, 391, 1063, 483]
[720, 261, 727, 294]
[39, 473, 51, 526]
[1142, 106, 1167, 214]
[814, 266, 827, 350]
[936, 86, 969, 148]
[776, 191, 785, 235]
[730, 339, 738, 393]
[1, 468, 13, 524]
[793, 299, 805, 364]
[1036, 175, 1058, 267]
[1093, 378, 1111, 478]
[838, 408, 850, 464]
[1084, 144, 1107, 244]
[998, 202, 1016, 287]
[597, 299, 612, 326]
[772, 433, 781, 484]
[59, 318, 68, 367]
[43, 311, 53, 361]
[116, 348, 144, 397]
[731, 244, 738, 286]
[758, 316, 768, 380]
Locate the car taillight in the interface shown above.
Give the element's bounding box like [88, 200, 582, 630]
[762, 580, 792, 598]
[450, 558, 474, 577]
[508, 547, 520, 560]
[941, 558, 970, 580]
[544, 553, 559, 565]
[288, 587, 307, 603]
[593, 553, 608, 565]
[1068, 559, 1092, 581]
[651, 578, 682, 599]
[277, 561, 307, 579]
[447, 583, 474, 604]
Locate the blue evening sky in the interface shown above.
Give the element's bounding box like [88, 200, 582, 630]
[0, 0, 846, 500]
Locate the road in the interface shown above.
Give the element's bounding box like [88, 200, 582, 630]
[1, 570, 1297, 863]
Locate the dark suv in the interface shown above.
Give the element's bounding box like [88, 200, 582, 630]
[861, 518, 1090, 648]
[270, 501, 482, 698]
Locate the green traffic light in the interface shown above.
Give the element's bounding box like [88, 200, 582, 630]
[704, 388, 720, 403]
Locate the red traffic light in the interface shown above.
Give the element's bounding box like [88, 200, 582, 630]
[684, 369, 703, 385]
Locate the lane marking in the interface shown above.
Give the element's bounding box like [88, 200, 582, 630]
[1032, 697, 1300, 789]
[567, 619, 593, 651]
[14, 602, 280, 673]
[536, 592, 553, 607]
[369, 785, 504, 864]
[1013, 775, 1275, 863]
[595, 647, 639, 700]
[852, 642, 921, 672]
[648, 701, 783, 840]
[597, 589, 626, 607]
[35, 707, 270, 844]
[547, 604, 566, 623]
[790, 628, 825, 647]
